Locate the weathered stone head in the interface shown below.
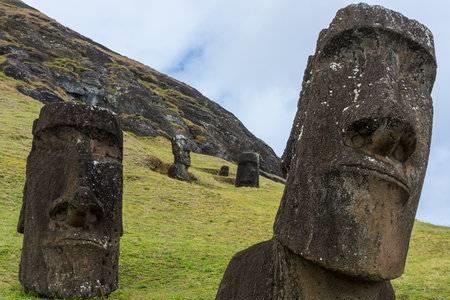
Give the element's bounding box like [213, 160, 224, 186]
[218, 165, 230, 177]
[172, 134, 191, 166]
[18, 102, 123, 298]
[275, 4, 436, 281]
[168, 134, 192, 181]
[235, 152, 260, 187]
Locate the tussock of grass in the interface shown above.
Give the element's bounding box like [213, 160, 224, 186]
[44, 58, 91, 79]
[141, 154, 171, 175]
[0, 80, 449, 299]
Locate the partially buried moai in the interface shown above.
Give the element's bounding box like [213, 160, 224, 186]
[216, 4, 436, 300]
[235, 152, 260, 187]
[18, 102, 123, 298]
[218, 165, 230, 177]
[168, 134, 192, 181]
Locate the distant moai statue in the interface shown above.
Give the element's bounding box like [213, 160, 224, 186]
[168, 134, 192, 181]
[216, 3, 436, 300]
[17, 102, 123, 298]
[218, 165, 230, 176]
[235, 152, 260, 187]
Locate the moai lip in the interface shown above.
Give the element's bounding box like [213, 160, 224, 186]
[18, 102, 123, 298]
[235, 152, 260, 188]
[216, 3, 436, 299]
[168, 134, 192, 181]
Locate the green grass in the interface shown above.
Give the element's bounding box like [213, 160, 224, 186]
[0, 77, 449, 299]
[44, 58, 91, 79]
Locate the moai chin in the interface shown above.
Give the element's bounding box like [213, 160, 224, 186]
[168, 134, 192, 181]
[216, 4, 436, 300]
[235, 152, 260, 187]
[18, 102, 123, 298]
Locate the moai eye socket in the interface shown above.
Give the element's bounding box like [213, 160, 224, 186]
[344, 118, 378, 149]
[65, 204, 104, 228]
[392, 128, 417, 162]
[49, 193, 104, 228]
[67, 209, 87, 228]
[49, 199, 69, 222]
[90, 138, 121, 160]
[344, 118, 416, 162]
[87, 205, 104, 224]
[350, 133, 368, 149]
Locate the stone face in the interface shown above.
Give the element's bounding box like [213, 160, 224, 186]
[216, 3, 436, 299]
[235, 152, 260, 187]
[274, 2, 436, 281]
[218, 165, 230, 176]
[168, 135, 192, 181]
[18, 102, 123, 298]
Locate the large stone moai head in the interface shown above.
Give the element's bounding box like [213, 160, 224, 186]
[168, 134, 192, 181]
[235, 152, 260, 187]
[18, 102, 123, 298]
[274, 4, 436, 281]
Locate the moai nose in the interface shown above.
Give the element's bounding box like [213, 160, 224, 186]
[344, 118, 416, 163]
[66, 187, 104, 228]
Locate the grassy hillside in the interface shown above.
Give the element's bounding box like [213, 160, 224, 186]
[0, 0, 282, 176]
[0, 75, 449, 299]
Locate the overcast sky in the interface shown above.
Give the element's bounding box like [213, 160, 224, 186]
[22, 0, 449, 226]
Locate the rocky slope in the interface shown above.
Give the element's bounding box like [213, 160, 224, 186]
[0, 0, 282, 176]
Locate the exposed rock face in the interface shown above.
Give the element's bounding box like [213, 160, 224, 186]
[235, 152, 260, 188]
[218, 165, 230, 176]
[168, 135, 192, 182]
[217, 3, 436, 299]
[0, 0, 282, 176]
[18, 102, 123, 298]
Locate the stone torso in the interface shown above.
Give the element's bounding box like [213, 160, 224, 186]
[216, 239, 394, 300]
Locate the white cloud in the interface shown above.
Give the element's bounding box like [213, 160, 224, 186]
[24, 0, 210, 70]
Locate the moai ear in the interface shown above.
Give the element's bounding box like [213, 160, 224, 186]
[281, 55, 314, 178]
[17, 182, 27, 234]
[17, 205, 25, 234]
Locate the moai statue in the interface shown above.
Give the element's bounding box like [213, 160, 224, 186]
[218, 165, 230, 177]
[216, 4, 436, 300]
[168, 134, 192, 181]
[235, 152, 260, 187]
[17, 102, 123, 298]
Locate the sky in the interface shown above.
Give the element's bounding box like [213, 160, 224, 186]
[23, 0, 449, 226]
